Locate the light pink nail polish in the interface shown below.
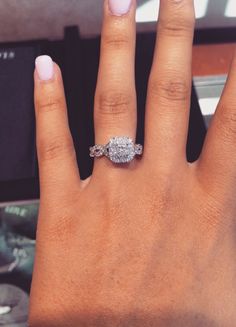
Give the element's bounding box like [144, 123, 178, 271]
[108, 0, 133, 16]
[35, 55, 54, 81]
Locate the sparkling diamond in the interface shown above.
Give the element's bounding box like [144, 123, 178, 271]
[135, 144, 143, 155]
[106, 137, 135, 163]
[90, 145, 104, 157]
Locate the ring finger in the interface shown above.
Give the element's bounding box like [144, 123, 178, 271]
[93, 0, 137, 172]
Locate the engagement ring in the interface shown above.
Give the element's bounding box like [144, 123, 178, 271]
[90, 136, 143, 164]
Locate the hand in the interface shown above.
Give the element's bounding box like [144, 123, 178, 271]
[29, 0, 236, 326]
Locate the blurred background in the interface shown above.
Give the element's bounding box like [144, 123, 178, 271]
[0, 0, 235, 41]
[0, 1, 236, 326]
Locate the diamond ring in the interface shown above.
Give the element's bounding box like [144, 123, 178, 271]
[90, 136, 143, 164]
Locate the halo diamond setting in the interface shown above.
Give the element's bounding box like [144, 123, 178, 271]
[90, 136, 143, 164]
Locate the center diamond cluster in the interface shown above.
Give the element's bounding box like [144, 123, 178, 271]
[106, 137, 135, 163]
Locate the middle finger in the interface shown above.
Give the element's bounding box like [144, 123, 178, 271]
[145, 0, 195, 168]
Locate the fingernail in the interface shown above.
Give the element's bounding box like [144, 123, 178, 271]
[35, 55, 54, 81]
[108, 0, 132, 16]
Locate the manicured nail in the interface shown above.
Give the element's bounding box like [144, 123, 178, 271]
[108, 0, 132, 16]
[35, 55, 54, 81]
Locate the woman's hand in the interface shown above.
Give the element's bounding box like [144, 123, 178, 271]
[29, 0, 236, 326]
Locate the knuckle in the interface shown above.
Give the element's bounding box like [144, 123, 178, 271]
[102, 32, 130, 50]
[148, 76, 189, 102]
[197, 196, 228, 232]
[36, 95, 65, 113]
[96, 91, 133, 117]
[158, 13, 194, 37]
[148, 172, 177, 205]
[147, 187, 177, 222]
[38, 135, 75, 162]
[193, 177, 231, 233]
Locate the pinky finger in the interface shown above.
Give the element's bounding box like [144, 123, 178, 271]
[34, 56, 81, 202]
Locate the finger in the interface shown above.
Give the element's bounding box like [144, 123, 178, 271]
[93, 0, 137, 170]
[197, 52, 236, 193]
[144, 0, 195, 167]
[34, 55, 80, 201]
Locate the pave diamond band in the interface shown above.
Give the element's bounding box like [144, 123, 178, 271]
[90, 136, 143, 164]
